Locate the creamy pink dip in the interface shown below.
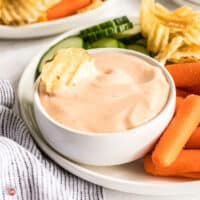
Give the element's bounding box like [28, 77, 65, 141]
[39, 52, 170, 133]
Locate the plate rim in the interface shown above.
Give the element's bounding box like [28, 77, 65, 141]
[0, 0, 113, 39]
[17, 16, 200, 195]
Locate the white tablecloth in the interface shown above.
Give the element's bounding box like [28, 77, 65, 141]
[0, 0, 198, 199]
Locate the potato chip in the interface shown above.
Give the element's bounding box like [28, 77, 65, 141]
[156, 36, 184, 65]
[169, 27, 183, 35]
[0, 0, 60, 25]
[141, 0, 200, 64]
[169, 45, 200, 63]
[140, 0, 157, 38]
[171, 6, 193, 17]
[41, 48, 97, 93]
[147, 22, 169, 53]
[153, 4, 196, 27]
[183, 27, 200, 46]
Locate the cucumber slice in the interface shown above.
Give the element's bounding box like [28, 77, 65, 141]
[114, 16, 131, 25]
[115, 24, 141, 39]
[89, 38, 119, 48]
[118, 41, 126, 48]
[127, 44, 149, 55]
[80, 16, 133, 43]
[81, 23, 133, 43]
[80, 16, 131, 37]
[119, 33, 143, 45]
[37, 37, 83, 76]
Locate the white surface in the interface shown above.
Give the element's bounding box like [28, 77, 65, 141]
[18, 55, 200, 197]
[0, 0, 199, 199]
[0, 0, 113, 39]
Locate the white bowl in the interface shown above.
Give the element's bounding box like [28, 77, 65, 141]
[33, 48, 176, 166]
[0, 0, 113, 39]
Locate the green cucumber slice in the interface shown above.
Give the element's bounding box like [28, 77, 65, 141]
[80, 16, 131, 37]
[89, 38, 119, 48]
[115, 24, 141, 39]
[80, 16, 133, 43]
[37, 37, 83, 76]
[81, 23, 133, 43]
[119, 33, 143, 45]
[127, 44, 149, 55]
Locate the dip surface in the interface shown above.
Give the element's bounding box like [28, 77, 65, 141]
[39, 52, 170, 133]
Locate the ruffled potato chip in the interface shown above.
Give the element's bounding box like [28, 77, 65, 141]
[156, 36, 184, 65]
[41, 48, 98, 93]
[140, 0, 158, 38]
[147, 22, 169, 53]
[171, 6, 193, 17]
[183, 27, 200, 46]
[141, 0, 200, 64]
[169, 45, 200, 63]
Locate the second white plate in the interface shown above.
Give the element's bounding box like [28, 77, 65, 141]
[0, 0, 113, 39]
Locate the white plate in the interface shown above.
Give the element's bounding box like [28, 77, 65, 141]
[0, 0, 113, 39]
[18, 18, 200, 196]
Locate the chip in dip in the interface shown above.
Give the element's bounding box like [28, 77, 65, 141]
[39, 49, 170, 133]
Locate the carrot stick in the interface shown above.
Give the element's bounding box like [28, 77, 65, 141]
[166, 63, 200, 88]
[174, 97, 200, 149]
[186, 127, 200, 149]
[175, 96, 184, 113]
[144, 155, 173, 177]
[145, 151, 200, 178]
[152, 95, 200, 167]
[47, 0, 91, 20]
[175, 97, 200, 149]
[176, 88, 190, 98]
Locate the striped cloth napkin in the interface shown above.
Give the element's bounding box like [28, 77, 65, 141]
[0, 80, 103, 200]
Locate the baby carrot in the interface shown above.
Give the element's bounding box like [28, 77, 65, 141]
[175, 96, 184, 113]
[166, 63, 200, 88]
[145, 151, 200, 177]
[186, 127, 200, 149]
[152, 95, 200, 167]
[144, 155, 175, 177]
[47, 0, 91, 20]
[174, 97, 200, 149]
[174, 98, 200, 149]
